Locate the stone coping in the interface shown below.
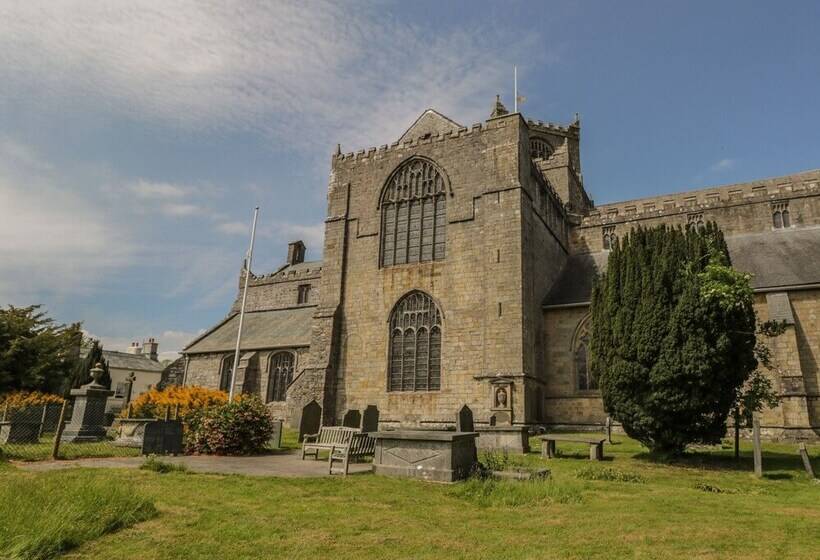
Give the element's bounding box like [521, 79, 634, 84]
[371, 430, 479, 442]
[476, 425, 529, 433]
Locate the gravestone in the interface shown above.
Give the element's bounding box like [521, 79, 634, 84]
[456, 405, 474, 432]
[0, 405, 42, 444]
[142, 420, 183, 455]
[605, 416, 613, 444]
[362, 405, 380, 433]
[798, 443, 815, 479]
[270, 419, 283, 449]
[342, 409, 361, 429]
[60, 364, 113, 443]
[298, 400, 321, 443]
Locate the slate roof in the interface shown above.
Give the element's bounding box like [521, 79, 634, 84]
[544, 227, 820, 307]
[102, 350, 165, 373]
[183, 307, 315, 354]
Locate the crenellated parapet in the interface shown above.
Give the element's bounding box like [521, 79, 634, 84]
[581, 169, 820, 227]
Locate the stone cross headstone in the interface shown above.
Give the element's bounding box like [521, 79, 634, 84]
[124, 372, 137, 407]
[60, 363, 114, 443]
[456, 405, 474, 432]
[342, 409, 362, 429]
[269, 419, 283, 449]
[361, 405, 380, 433]
[752, 413, 763, 477]
[298, 400, 322, 443]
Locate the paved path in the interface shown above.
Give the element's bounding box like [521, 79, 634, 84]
[17, 450, 372, 477]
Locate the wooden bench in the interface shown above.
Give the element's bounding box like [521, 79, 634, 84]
[301, 426, 360, 460]
[541, 435, 606, 461]
[328, 432, 376, 476]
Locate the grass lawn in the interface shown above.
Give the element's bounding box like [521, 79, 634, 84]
[2, 434, 819, 560]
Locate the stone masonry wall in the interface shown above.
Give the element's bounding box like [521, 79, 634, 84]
[329, 113, 531, 427]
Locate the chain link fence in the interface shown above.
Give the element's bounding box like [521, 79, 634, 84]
[0, 391, 156, 462]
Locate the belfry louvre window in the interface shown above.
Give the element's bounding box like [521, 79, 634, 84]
[388, 291, 442, 392]
[380, 158, 446, 267]
[772, 202, 790, 229]
[530, 138, 553, 160]
[267, 352, 294, 402]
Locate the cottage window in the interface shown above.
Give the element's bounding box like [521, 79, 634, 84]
[388, 291, 442, 392]
[380, 158, 447, 267]
[267, 352, 295, 402]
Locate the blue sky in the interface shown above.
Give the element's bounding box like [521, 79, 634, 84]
[1, 1, 818, 359]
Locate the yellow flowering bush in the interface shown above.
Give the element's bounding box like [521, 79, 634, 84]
[0, 390, 64, 413]
[123, 385, 227, 420]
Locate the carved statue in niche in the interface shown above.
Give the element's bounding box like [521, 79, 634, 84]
[495, 387, 507, 408]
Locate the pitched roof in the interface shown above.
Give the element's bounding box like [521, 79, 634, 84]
[398, 109, 462, 143]
[102, 350, 165, 373]
[183, 307, 315, 354]
[544, 227, 820, 307]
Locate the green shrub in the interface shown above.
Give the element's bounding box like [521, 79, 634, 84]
[140, 455, 188, 474]
[0, 473, 155, 559]
[449, 477, 582, 508]
[575, 466, 646, 483]
[186, 395, 274, 455]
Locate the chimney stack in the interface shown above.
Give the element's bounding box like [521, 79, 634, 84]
[126, 341, 142, 355]
[287, 240, 306, 266]
[143, 337, 159, 362]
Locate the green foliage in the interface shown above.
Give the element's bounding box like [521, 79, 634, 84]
[67, 339, 111, 392]
[140, 455, 188, 474]
[575, 465, 646, 483]
[186, 395, 274, 455]
[590, 223, 758, 455]
[0, 305, 82, 394]
[478, 448, 512, 472]
[0, 472, 155, 559]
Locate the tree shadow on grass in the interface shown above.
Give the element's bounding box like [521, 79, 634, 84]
[634, 450, 816, 474]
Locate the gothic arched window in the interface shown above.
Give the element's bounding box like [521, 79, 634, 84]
[530, 138, 553, 160]
[388, 291, 442, 392]
[267, 352, 295, 402]
[380, 158, 447, 267]
[219, 355, 234, 393]
[573, 317, 597, 392]
[772, 202, 790, 229]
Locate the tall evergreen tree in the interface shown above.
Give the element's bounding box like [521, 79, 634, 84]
[0, 305, 82, 394]
[589, 223, 757, 454]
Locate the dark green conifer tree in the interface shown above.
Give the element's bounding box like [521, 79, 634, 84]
[590, 223, 757, 454]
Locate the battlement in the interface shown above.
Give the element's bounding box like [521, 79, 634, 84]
[332, 120, 509, 164]
[526, 118, 579, 138]
[580, 169, 820, 227]
[244, 261, 323, 287]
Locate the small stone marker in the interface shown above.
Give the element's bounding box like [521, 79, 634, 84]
[342, 409, 361, 429]
[605, 416, 613, 444]
[298, 400, 322, 443]
[362, 405, 380, 433]
[269, 419, 283, 449]
[798, 443, 815, 479]
[456, 405, 474, 432]
[752, 414, 763, 477]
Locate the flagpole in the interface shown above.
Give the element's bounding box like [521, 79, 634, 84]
[229, 206, 259, 401]
[514, 65, 518, 113]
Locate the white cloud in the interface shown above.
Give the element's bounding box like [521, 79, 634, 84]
[216, 221, 250, 236]
[131, 180, 188, 199]
[161, 203, 205, 217]
[0, 137, 134, 301]
[710, 158, 736, 172]
[0, 2, 550, 154]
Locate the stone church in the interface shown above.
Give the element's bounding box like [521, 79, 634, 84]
[182, 98, 820, 443]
